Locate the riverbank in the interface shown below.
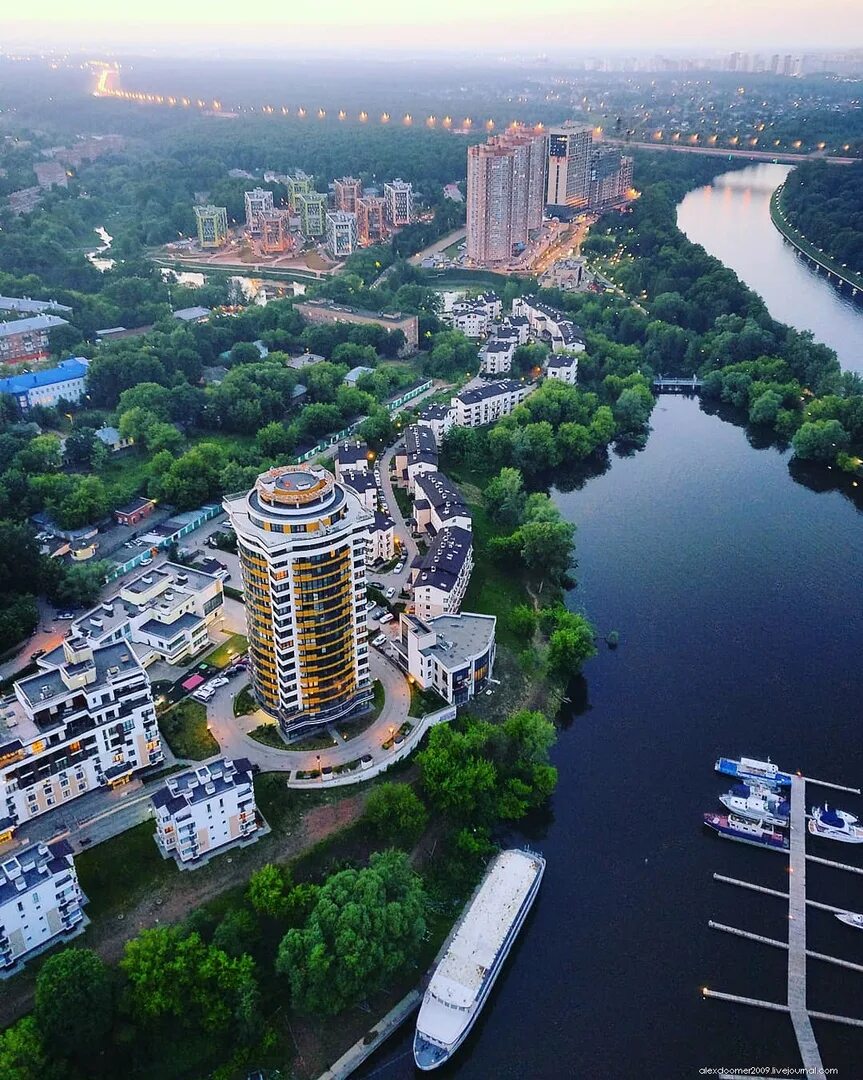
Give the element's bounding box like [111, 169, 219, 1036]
[770, 183, 863, 295]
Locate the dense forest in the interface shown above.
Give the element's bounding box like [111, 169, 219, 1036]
[781, 160, 863, 274]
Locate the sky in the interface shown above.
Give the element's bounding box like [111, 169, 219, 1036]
[5, 0, 862, 54]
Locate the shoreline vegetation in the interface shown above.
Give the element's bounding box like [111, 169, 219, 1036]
[770, 184, 863, 293]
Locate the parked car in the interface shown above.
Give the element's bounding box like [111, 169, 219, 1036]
[365, 599, 376, 610]
[57, 612, 75, 620]
[379, 612, 394, 624]
[30, 648, 45, 661]
[394, 561, 405, 574]
[372, 633, 387, 647]
[191, 687, 215, 703]
[209, 676, 229, 689]
[370, 580, 385, 590]
[386, 587, 396, 599]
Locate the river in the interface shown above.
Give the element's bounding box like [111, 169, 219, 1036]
[358, 165, 863, 1079]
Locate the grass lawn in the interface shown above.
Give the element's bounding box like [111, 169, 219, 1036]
[76, 820, 175, 917]
[248, 723, 285, 748]
[158, 700, 219, 760]
[409, 682, 448, 716]
[461, 501, 531, 649]
[285, 731, 338, 752]
[233, 684, 258, 717]
[206, 633, 247, 668]
[392, 485, 412, 520]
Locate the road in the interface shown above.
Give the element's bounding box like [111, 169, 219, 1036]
[206, 649, 411, 774]
[408, 227, 466, 266]
[599, 138, 859, 166]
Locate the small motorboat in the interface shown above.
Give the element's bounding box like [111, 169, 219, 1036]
[720, 783, 789, 827]
[808, 804, 863, 844]
[835, 911, 863, 930]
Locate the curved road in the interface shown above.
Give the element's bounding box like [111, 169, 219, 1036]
[205, 650, 411, 774]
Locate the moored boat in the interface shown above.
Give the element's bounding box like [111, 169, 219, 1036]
[714, 756, 792, 788]
[808, 805, 863, 844]
[413, 848, 545, 1071]
[719, 784, 789, 828]
[835, 910, 863, 930]
[703, 811, 789, 851]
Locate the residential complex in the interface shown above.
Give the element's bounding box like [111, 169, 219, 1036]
[224, 465, 373, 734]
[451, 380, 530, 427]
[334, 176, 362, 214]
[0, 638, 162, 832]
[446, 292, 502, 337]
[194, 205, 229, 248]
[479, 339, 516, 375]
[466, 130, 546, 266]
[60, 562, 225, 668]
[294, 300, 418, 354]
[588, 147, 635, 210]
[511, 297, 586, 353]
[369, 510, 396, 564]
[356, 196, 387, 245]
[0, 314, 69, 365]
[152, 758, 259, 867]
[326, 211, 358, 258]
[0, 356, 88, 409]
[295, 192, 327, 237]
[244, 187, 274, 234]
[0, 296, 71, 316]
[259, 211, 292, 254]
[0, 840, 86, 975]
[334, 439, 370, 479]
[417, 404, 456, 446]
[546, 354, 579, 385]
[410, 525, 474, 621]
[546, 123, 593, 212]
[384, 179, 414, 226]
[285, 171, 313, 212]
[395, 424, 439, 492]
[393, 612, 496, 706]
[413, 472, 472, 536]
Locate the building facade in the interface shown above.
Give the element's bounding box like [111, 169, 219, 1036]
[545, 124, 593, 211]
[259, 211, 292, 254]
[194, 205, 229, 248]
[417, 404, 456, 446]
[393, 612, 496, 706]
[244, 188, 274, 234]
[546, 354, 579, 385]
[0, 840, 86, 974]
[0, 356, 88, 407]
[334, 439, 370, 479]
[326, 211, 358, 258]
[511, 297, 586, 353]
[296, 192, 327, 237]
[410, 526, 473, 621]
[395, 424, 438, 491]
[224, 465, 373, 734]
[479, 339, 516, 375]
[0, 315, 69, 366]
[451, 380, 530, 427]
[152, 758, 258, 866]
[334, 176, 363, 214]
[412, 472, 472, 536]
[467, 131, 545, 266]
[384, 179, 413, 226]
[286, 171, 313, 212]
[0, 639, 162, 832]
[356, 196, 387, 245]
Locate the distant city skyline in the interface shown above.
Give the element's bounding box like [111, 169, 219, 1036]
[4, 1, 862, 54]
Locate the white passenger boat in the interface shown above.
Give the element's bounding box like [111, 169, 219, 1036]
[413, 848, 545, 1071]
[835, 911, 863, 930]
[808, 804, 863, 844]
[719, 783, 790, 827]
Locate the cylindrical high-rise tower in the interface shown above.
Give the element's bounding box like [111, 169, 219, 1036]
[224, 465, 373, 734]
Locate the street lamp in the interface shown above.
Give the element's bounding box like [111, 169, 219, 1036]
[316, 753, 321, 780]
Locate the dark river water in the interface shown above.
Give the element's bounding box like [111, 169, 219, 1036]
[359, 166, 863, 1079]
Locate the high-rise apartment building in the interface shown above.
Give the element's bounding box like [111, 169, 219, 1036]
[224, 465, 373, 734]
[334, 176, 363, 214]
[356, 196, 386, 245]
[384, 179, 413, 226]
[326, 211, 358, 258]
[295, 192, 327, 237]
[244, 188, 274, 234]
[194, 204, 229, 248]
[259, 211, 291, 254]
[466, 130, 546, 266]
[588, 147, 634, 210]
[545, 124, 593, 212]
[285, 171, 313, 212]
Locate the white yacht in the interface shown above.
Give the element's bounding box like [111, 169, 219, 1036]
[808, 804, 863, 844]
[835, 911, 863, 930]
[413, 848, 545, 1071]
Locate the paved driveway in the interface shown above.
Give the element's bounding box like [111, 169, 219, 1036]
[205, 649, 411, 775]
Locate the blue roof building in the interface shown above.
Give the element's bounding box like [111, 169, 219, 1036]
[0, 357, 89, 411]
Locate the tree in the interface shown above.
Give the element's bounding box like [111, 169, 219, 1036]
[247, 863, 289, 918]
[418, 721, 499, 822]
[15, 434, 61, 474]
[121, 927, 258, 1035]
[276, 850, 426, 1015]
[516, 518, 576, 585]
[547, 613, 597, 677]
[211, 907, 260, 959]
[748, 389, 783, 426]
[484, 467, 526, 528]
[613, 385, 654, 434]
[34, 947, 113, 1063]
[364, 783, 428, 846]
[0, 1017, 63, 1080]
[508, 603, 538, 640]
[791, 419, 850, 462]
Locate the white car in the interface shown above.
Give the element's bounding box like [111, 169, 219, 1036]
[379, 612, 394, 624]
[366, 598, 376, 610]
[209, 676, 229, 689]
[191, 688, 215, 703]
[372, 633, 387, 647]
[394, 561, 405, 574]
[386, 587, 396, 599]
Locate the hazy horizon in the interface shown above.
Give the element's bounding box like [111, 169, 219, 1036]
[5, 0, 862, 55]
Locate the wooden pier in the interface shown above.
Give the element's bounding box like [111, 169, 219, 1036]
[705, 770, 863, 1073]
